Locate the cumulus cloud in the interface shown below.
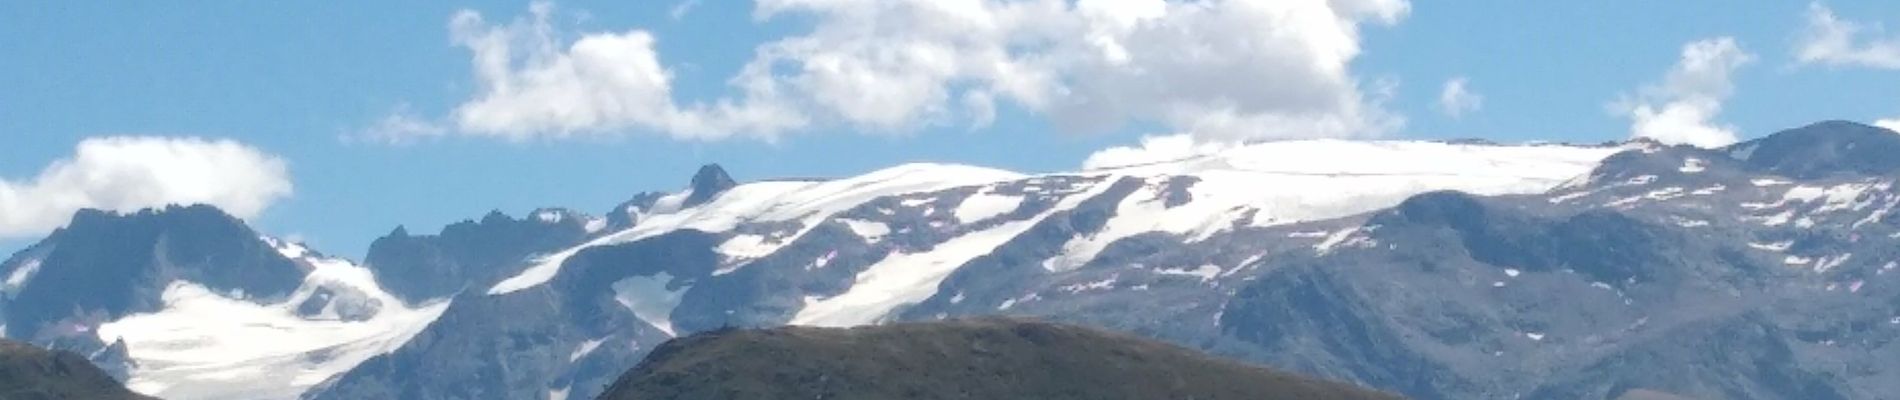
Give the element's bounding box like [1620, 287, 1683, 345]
[1080, 133, 1236, 170]
[1796, 3, 1900, 69]
[1611, 37, 1754, 148]
[386, 0, 1408, 143]
[0, 137, 293, 239]
[1437, 77, 1482, 119]
[1877, 118, 1900, 132]
[444, 2, 804, 141]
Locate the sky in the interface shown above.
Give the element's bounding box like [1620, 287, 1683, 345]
[4, 0, 1900, 258]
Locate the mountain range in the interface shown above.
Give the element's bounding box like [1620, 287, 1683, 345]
[3, 120, 1898, 399]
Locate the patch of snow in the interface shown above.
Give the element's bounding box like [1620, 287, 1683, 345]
[1626, 175, 1658, 185]
[534, 210, 566, 224]
[97, 277, 450, 400]
[809, 250, 838, 270]
[953, 192, 1023, 223]
[996, 293, 1041, 311]
[1547, 190, 1594, 204]
[1052, 140, 1618, 271]
[1749, 210, 1795, 227]
[716, 234, 773, 257]
[4, 257, 43, 293]
[583, 217, 607, 233]
[791, 184, 1092, 327]
[1751, 178, 1791, 187]
[1526, 332, 1545, 341]
[1155, 265, 1222, 282]
[1851, 280, 1865, 293]
[1504, 269, 1521, 278]
[1679, 158, 1706, 173]
[1610, 187, 1686, 208]
[1781, 183, 1876, 214]
[1854, 197, 1898, 229]
[549, 386, 570, 400]
[1493, 281, 1507, 288]
[648, 190, 692, 215]
[838, 219, 891, 240]
[1313, 227, 1362, 255]
[1785, 256, 1813, 266]
[612, 272, 687, 337]
[1748, 241, 1793, 251]
[570, 337, 606, 362]
[1591, 282, 1614, 290]
[490, 164, 1024, 295]
[1059, 276, 1119, 293]
[1671, 216, 1709, 228]
[1814, 254, 1853, 274]
[949, 291, 965, 304]
[1286, 231, 1330, 238]
[1222, 252, 1269, 278]
[1690, 185, 1726, 195]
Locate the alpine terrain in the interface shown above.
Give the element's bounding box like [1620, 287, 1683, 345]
[0, 339, 155, 400]
[2, 121, 1898, 399]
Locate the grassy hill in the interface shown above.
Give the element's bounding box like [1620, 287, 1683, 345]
[0, 339, 156, 400]
[598, 318, 1400, 400]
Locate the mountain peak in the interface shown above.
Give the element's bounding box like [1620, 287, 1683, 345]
[66, 204, 241, 232]
[1727, 120, 1900, 179]
[6, 203, 305, 340]
[683, 163, 736, 207]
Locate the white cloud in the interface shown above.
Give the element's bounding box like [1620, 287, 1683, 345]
[1437, 77, 1482, 119]
[1796, 3, 1900, 69]
[0, 137, 293, 239]
[669, 0, 702, 20]
[1612, 37, 1754, 148]
[355, 104, 447, 144]
[444, 2, 805, 141]
[387, 0, 1408, 143]
[1877, 118, 1900, 132]
[1080, 134, 1235, 170]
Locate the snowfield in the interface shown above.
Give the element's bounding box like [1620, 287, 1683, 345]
[493, 139, 1618, 331]
[489, 163, 1025, 295]
[94, 239, 450, 400]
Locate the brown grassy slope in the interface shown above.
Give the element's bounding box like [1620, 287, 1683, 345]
[0, 339, 156, 400]
[598, 318, 1401, 400]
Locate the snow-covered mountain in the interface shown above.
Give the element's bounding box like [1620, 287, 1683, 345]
[304, 138, 1625, 400]
[0, 206, 448, 400]
[9, 121, 1900, 399]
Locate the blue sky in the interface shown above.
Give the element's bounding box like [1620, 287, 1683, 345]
[3, 1, 1899, 258]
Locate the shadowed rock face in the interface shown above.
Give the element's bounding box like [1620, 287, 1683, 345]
[0, 339, 157, 400]
[1, 205, 306, 380]
[1729, 120, 1900, 179]
[682, 164, 737, 208]
[363, 209, 591, 304]
[4, 205, 304, 340]
[597, 318, 1400, 400]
